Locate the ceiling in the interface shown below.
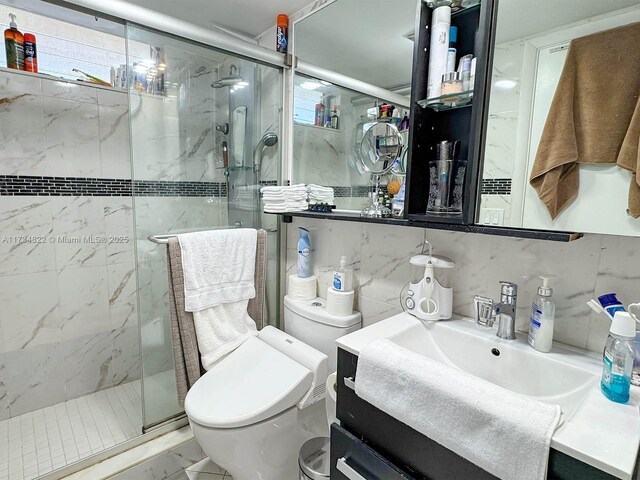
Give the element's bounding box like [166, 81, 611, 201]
[295, 0, 416, 90]
[123, 0, 311, 38]
[496, 0, 640, 43]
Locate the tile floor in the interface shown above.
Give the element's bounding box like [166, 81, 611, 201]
[0, 380, 142, 480]
[172, 458, 232, 480]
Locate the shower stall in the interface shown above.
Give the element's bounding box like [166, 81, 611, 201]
[127, 24, 283, 430]
[0, 3, 282, 477]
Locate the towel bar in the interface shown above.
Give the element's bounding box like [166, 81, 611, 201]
[148, 225, 276, 244]
[147, 225, 242, 244]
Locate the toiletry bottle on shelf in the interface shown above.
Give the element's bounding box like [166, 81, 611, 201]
[400, 114, 409, 131]
[330, 106, 340, 129]
[4, 14, 24, 70]
[297, 228, 312, 278]
[447, 26, 457, 73]
[332, 256, 353, 292]
[276, 14, 288, 53]
[315, 101, 325, 126]
[426, 5, 451, 99]
[23, 32, 37, 73]
[528, 276, 556, 353]
[601, 311, 635, 403]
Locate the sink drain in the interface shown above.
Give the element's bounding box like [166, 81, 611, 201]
[491, 348, 500, 356]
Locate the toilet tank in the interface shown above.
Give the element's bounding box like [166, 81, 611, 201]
[284, 295, 362, 373]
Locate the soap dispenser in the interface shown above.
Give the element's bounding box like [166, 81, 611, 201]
[4, 13, 24, 70]
[527, 275, 555, 353]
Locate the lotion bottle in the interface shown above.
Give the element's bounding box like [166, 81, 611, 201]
[527, 276, 555, 352]
[426, 5, 451, 99]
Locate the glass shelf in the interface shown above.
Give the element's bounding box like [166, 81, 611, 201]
[418, 90, 474, 112]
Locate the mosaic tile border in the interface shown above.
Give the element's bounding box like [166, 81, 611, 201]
[0, 175, 228, 197]
[481, 178, 512, 195]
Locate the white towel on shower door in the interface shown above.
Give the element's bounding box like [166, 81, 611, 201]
[178, 228, 257, 312]
[193, 301, 257, 369]
[355, 339, 561, 480]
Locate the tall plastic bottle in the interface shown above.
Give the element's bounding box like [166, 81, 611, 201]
[332, 256, 353, 292]
[297, 227, 311, 278]
[601, 311, 635, 403]
[426, 6, 451, 99]
[527, 276, 555, 353]
[4, 14, 24, 70]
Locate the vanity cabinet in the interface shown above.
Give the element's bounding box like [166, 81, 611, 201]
[405, 0, 496, 225]
[332, 348, 624, 480]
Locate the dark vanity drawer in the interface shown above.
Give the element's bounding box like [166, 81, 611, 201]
[335, 348, 624, 480]
[330, 423, 414, 480]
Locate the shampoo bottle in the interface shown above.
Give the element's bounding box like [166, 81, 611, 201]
[297, 227, 311, 278]
[527, 275, 555, 353]
[332, 256, 353, 292]
[4, 13, 24, 70]
[601, 311, 635, 403]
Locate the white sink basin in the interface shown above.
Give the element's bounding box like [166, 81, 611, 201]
[336, 312, 640, 479]
[388, 316, 597, 420]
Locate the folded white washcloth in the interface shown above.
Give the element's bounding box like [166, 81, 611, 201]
[178, 229, 257, 312]
[355, 339, 561, 480]
[307, 184, 334, 192]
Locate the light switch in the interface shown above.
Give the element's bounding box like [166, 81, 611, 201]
[480, 208, 504, 226]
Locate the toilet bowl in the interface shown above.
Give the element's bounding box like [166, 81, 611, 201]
[185, 300, 361, 479]
[185, 326, 328, 480]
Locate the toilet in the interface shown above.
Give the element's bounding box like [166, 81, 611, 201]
[185, 298, 361, 480]
[283, 295, 362, 373]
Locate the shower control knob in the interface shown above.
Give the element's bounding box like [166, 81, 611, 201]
[406, 297, 415, 310]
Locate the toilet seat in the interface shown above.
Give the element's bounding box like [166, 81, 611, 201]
[185, 335, 313, 429]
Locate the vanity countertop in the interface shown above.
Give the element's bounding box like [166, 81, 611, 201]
[336, 313, 640, 479]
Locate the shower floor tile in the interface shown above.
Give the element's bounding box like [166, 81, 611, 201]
[0, 380, 142, 480]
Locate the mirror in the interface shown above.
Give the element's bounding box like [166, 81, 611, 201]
[479, 1, 640, 236]
[291, 73, 410, 211]
[231, 105, 247, 167]
[293, 0, 416, 91]
[359, 122, 404, 218]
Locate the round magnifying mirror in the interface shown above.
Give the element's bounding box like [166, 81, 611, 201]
[358, 122, 404, 218]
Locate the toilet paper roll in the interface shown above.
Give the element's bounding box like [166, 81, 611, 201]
[287, 274, 317, 300]
[326, 287, 354, 316]
[326, 371, 338, 426]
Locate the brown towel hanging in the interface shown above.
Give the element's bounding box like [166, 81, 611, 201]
[530, 22, 640, 219]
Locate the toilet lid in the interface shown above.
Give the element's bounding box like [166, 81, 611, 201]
[185, 336, 313, 428]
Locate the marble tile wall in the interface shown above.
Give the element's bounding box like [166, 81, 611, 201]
[286, 218, 640, 355]
[0, 71, 138, 419]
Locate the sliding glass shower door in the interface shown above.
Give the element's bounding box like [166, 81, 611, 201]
[126, 24, 282, 429]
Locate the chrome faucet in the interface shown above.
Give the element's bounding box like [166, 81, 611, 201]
[474, 281, 518, 340]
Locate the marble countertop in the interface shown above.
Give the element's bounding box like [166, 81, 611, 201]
[336, 314, 640, 480]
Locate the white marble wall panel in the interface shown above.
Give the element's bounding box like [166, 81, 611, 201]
[482, 40, 525, 182]
[43, 97, 101, 178]
[286, 218, 640, 354]
[0, 72, 46, 176]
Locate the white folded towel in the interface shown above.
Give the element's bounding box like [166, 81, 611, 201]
[193, 300, 257, 369]
[178, 229, 257, 312]
[355, 339, 561, 480]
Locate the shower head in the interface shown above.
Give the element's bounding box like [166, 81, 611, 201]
[253, 132, 279, 172]
[261, 132, 279, 147]
[211, 64, 244, 89]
